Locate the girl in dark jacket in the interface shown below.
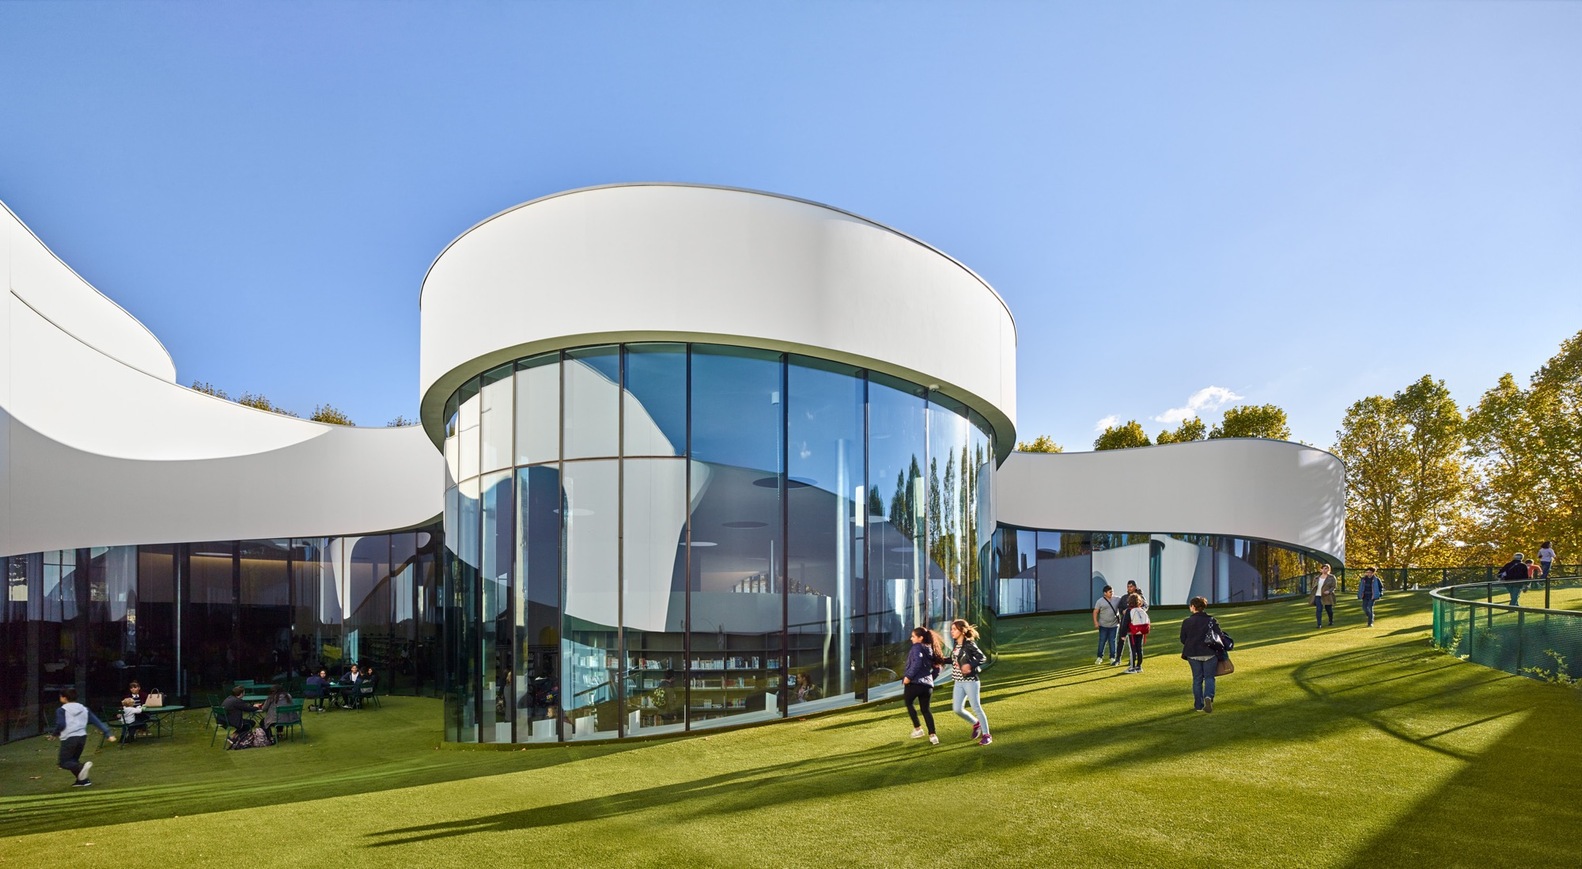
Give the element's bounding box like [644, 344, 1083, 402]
[903, 626, 944, 744]
[1179, 596, 1219, 712]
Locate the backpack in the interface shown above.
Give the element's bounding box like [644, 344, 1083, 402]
[649, 684, 671, 710]
[1206, 617, 1235, 653]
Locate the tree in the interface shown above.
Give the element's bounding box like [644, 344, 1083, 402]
[1094, 420, 1151, 451]
[1333, 376, 1468, 569]
[1464, 330, 1582, 559]
[386, 415, 419, 427]
[1016, 434, 1063, 453]
[1155, 417, 1206, 444]
[237, 392, 299, 418]
[190, 380, 229, 400]
[1209, 404, 1291, 440]
[311, 404, 355, 426]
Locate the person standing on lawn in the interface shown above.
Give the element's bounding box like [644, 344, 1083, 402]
[1538, 542, 1556, 579]
[1093, 585, 1122, 666]
[47, 688, 114, 788]
[1124, 593, 1151, 673]
[1179, 597, 1218, 713]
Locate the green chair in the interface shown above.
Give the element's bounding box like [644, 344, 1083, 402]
[358, 683, 381, 709]
[272, 702, 305, 741]
[208, 705, 231, 747]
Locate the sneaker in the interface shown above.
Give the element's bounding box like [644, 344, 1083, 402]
[928, 734, 939, 745]
[72, 780, 92, 788]
[910, 727, 925, 739]
[1096, 657, 1105, 665]
[971, 720, 982, 740]
[1110, 659, 1120, 666]
[1204, 696, 1213, 713]
[977, 734, 992, 746]
[77, 761, 93, 782]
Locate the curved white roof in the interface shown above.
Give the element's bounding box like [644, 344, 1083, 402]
[995, 439, 1346, 563]
[418, 184, 1018, 455]
[1, 199, 442, 557]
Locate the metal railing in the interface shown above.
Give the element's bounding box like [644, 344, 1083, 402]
[1350, 564, 1578, 593]
[1430, 575, 1582, 683]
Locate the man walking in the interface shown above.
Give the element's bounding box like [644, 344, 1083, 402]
[1498, 552, 1528, 605]
[1093, 585, 1122, 665]
[1356, 567, 1383, 627]
[1312, 563, 1337, 627]
[47, 688, 114, 788]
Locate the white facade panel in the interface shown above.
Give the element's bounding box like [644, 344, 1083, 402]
[418, 184, 1017, 455]
[0, 198, 441, 558]
[995, 440, 1346, 563]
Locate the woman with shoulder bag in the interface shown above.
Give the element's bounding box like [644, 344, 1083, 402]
[1180, 597, 1219, 713]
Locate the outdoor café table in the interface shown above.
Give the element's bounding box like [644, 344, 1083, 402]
[241, 694, 270, 703]
[142, 705, 186, 738]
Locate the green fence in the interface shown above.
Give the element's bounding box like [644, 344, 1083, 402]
[1349, 563, 1578, 592]
[1431, 575, 1582, 683]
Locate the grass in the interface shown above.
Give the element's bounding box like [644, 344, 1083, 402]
[4, 594, 1581, 868]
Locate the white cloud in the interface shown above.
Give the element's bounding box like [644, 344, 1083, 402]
[1152, 386, 1243, 425]
[1093, 414, 1119, 432]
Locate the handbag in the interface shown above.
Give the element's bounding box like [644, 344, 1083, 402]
[1215, 655, 1235, 677]
[146, 690, 165, 707]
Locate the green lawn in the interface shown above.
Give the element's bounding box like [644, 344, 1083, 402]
[4, 593, 1580, 868]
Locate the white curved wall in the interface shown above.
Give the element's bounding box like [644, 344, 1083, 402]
[1, 198, 442, 558]
[418, 184, 1017, 454]
[994, 439, 1346, 563]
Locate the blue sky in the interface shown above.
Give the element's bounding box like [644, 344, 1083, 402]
[2, 2, 1577, 449]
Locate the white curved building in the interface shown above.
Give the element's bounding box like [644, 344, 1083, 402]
[1, 184, 1343, 746]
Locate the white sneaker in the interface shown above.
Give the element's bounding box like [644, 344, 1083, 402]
[77, 761, 93, 782]
[1096, 657, 1105, 665]
[928, 734, 939, 745]
[910, 727, 925, 739]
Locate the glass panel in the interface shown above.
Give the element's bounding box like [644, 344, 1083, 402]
[455, 479, 482, 741]
[999, 529, 1039, 615]
[1038, 531, 1093, 612]
[688, 347, 784, 728]
[564, 346, 620, 459]
[291, 539, 333, 683]
[561, 460, 619, 739]
[926, 396, 973, 633]
[238, 540, 291, 684]
[388, 533, 418, 695]
[515, 355, 560, 466]
[623, 458, 689, 736]
[623, 344, 687, 457]
[479, 471, 514, 742]
[443, 393, 460, 485]
[186, 543, 234, 698]
[516, 465, 563, 742]
[785, 358, 860, 712]
[135, 545, 178, 702]
[866, 376, 926, 698]
[458, 377, 481, 481]
[480, 364, 514, 473]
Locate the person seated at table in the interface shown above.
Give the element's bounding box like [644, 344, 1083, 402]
[305, 668, 330, 712]
[222, 685, 261, 734]
[260, 684, 294, 735]
[120, 680, 152, 741]
[341, 663, 363, 709]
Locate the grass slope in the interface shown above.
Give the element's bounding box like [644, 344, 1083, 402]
[4, 594, 1580, 868]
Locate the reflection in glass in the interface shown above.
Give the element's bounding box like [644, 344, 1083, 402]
[866, 377, 926, 697]
[564, 347, 620, 460]
[516, 465, 562, 741]
[786, 358, 860, 710]
[515, 355, 560, 466]
[479, 471, 513, 742]
[623, 344, 687, 457]
[480, 365, 514, 473]
[623, 458, 689, 735]
[457, 378, 481, 481]
[562, 460, 619, 739]
[689, 347, 784, 728]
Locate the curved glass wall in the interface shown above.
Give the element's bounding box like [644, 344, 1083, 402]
[441, 343, 997, 743]
[992, 526, 1328, 616]
[1, 528, 443, 745]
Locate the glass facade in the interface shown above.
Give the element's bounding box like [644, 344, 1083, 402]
[0, 528, 442, 745]
[441, 343, 997, 743]
[993, 526, 1327, 616]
